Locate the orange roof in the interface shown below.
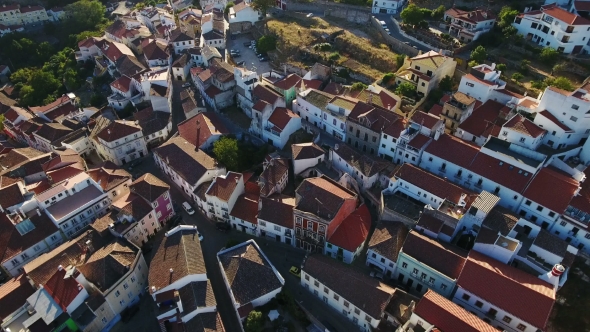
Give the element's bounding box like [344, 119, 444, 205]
[503, 114, 545, 138]
[273, 73, 302, 90]
[206, 172, 241, 201]
[0, 274, 35, 320]
[178, 112, 229, 148]
[538, 110, 573, 132]
[540, 3, 590, 25]
[110, 75, 132, 93]
[523, 167, 579, 213]
[229, 194, 258, 224]
[327, 204, 371, 252]
[267, 107, 299, 131]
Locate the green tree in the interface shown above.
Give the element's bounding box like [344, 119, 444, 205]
[502, 25, 517, 37]
[439, 75, 453, 91]
[400, 4, 423, 26]
[65, 0, 106, 31]
[540, 47, 560, 66]
[419, 8, 432, 18]
[257, 35, 277, 53]
[496, 63, 507, 71]
[470, 45, 487, 64]
[382, 73, 395, 85]
[213, 137, 239, 171]
[468, 60, 478, 68]
[18, 70, 61, 107]
[251, 0, 274, 15]
[224, 1, 235, 14]
[90, 94, 106, 107]
[498, 6, 519, 28]
[512, 72, 524, 81]
[244, 310, 264, 332]
[396, 54, 405, 68]
[431, 5, 445, 20]
[546, 76, 574, 91]
[395, 82, 416, 97]
[418, 20, 429, 29]
[351, 82, 367, 91]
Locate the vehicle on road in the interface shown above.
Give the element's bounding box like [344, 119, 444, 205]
[289, 266, 301, 277]
[243, 41, 251, 47]
[216, 222, 231, 232]
[306, 13, 313, 17]
[127, 158, 143, 170]
[182, 202, 195, 215]
[231, 53, 241, 58]
[259, 57, 268, 62]
[236, 61, 246, 66]
[370, 271, 384, 280]
[230, 49, 240, 53]
[198, 230, 204, 241]
[181, 82, 191, 88]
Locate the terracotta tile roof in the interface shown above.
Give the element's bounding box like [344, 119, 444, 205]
[482, 206, 519, 235]
[117, 193, 154, 221]
[229, 194, 258, 224]
[303, 254, 394, 318]
[34, 123, 73, 143]
[408, 134, 431, 150]
[169, 28, 193, 42]
[116, 55, 147, 77]
[87, 163, 131, 192]
[295, 176, 356, 221]
[574, 0, 590, 11]
[534, 229, 569, 258]
[46, 163, 85, 184]
[178, 112, 229, 148]
[209, 59, 234, 83]
[0, 175, 20, 188]
[183, 311, 225, 332]
[4, 106, 32, 123]
[292, 142, 324, 160]
[348, 101, 402, 134]
[44, 268, 84, 311]
[424, 134, 480, 168]
[0, 4, 20, 12]
[178, 280, 216, 313]
[458, 100, 506, 137]
[368, 221, 408, 262]
[150, 84, 169, 97]
[429, 104, 443, 117]
[194, 181, 212, 202]
[327, 204, 371, 251]
[0, 274, 35, 320]
[537, 110, 573, 132]
[0, 182, 24, 209]
[133, 108, 170, 137]
[258, 197, 294, 228]
[273, 74, 302, 90]
[131, 173, 169, 202]
[333, 144, 388, 177]
[218, 242, 283, 305]
[29, 95, 72, 114]
[523, 167, 579, 213]
[44, 102, 78, 122]
[111, 75, 133, 93]
[149, 227, 206, 292]
[42, 150, 83, 172]
[259, 157, 288, 197]
[457, 251, 555, 329]
[382, 117, 406, 138]
[416, 212, 445, 234]
[204, 85, 222, 98]
[415, 290, 497, 332]
[468, 152, 532, 193]
[395, 163, 477, 207]
[410, 111, 440, 129]
[267, 107, 299, 132]
[503, 114, 545, 138]
[153, 137, 218, 185]
[253, 84, 281, 105]
[445, 8, 496, 23]
[143, 41, 169, 61]
[463, 73, 497, 87]
[322, 82, 344, 95]
[0, 211, 59, 266]
[302, 79, 322, 90]
[95, 120, 141, 142]
[402, 231, 467, 279]
[207, 172, 242, 201]
[570, 168, 590, 213]
[172, 54, 189, 68]
[540, 3, 590, 25]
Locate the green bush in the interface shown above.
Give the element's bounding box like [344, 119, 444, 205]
[496, 63, 507, 71]
[382, 73, 395, 85]
[351, 82, 367, 91]
[395, 82, 416, 97]
[257, 35, 277, 53]
[512, 72, 524, 81]
[328, 52, 340, 61]
[396, 54, 405, 68]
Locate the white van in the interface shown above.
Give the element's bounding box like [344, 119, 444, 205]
[379, 20, 387, 27]
[182, 202, 195, 215]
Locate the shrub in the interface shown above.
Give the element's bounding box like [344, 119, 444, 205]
[470, 45, 487, 64]
[540, 47, 560, 66]
[382, 72, 395, 85]
[396, 54, 406, 68]
[257, 35, 277, 53]
[351, 82, 367, 91]
[496, 63, 507, 71]
[511, 72, 524, 81]
[395, 82, 416, 97]
[546, 76, 574, 91]
[328, 52, 340, 61]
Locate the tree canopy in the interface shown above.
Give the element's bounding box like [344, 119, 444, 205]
[213, 137, 239, 171]
[498, 6, 519, 28]
[439, 75, 453, 92]
[65, 0, 106, 31]
[470, 45, 487, 64]
[431, 5, 446, 20]
[257, 35, 277, 53]
[244, 311, 264, 332]
[401, 4, 423, 26]
[395, 82, 416, 97]
[540, 47, 560, 66]
[251, 0, 274, 15]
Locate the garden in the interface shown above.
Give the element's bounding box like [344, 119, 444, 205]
[243, 290, 310, 332]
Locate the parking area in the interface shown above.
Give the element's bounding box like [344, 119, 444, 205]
[227, 35, 272, 75]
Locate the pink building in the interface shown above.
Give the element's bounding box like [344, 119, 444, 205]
[130, 173, 175, 224]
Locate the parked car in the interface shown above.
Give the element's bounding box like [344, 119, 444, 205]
[306, 13, 313, 17]
[230, 49, 240, 53]
[182, 202, 195, 215]
[231, 53, 241, 58]
[182, 82, 191, 88]
[243, 41, 251, 47]
[127, 158, 143, 170]
[251, 40, 256, 45]
[216, 222, 231, 232]
[259, 57, 268, 62]
[370, 271, 384, 280]
[197, 231, 204, 241]
[289, 266, 301, 277]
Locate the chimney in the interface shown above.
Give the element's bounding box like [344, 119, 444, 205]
[36, 209, 41, 216]
[107, 129, 111, 135]
[169, 268, 174, 274]
[539, 264, 565, 291]
[85, 239, 94, 253]
[58, 265, 64, 271]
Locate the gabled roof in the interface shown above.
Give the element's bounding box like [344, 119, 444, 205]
[95, 120, 142, 142]
[402, 231, 468, 279]
[229, 194, 258, 224]
[540, 3, 590, 25]
[87, 162, 131, 192]
[348, 101, 402, 134]
[169, 28, 193, 42]
[143, 40, 169, 61]
[273, 73, 302, 90]
[178, 112, 229, 148]
[117, 193, 154, 221]
[259, 158, 288, 197]
[267, 107, 299, 132]
[415, 290, 497, 332]
[0, 274, 35, 320]
[29, 95, 71, 114]
[445, 7, 496, 23]
[0, 211, 59, 265]
[4, 106, 32, 123]
[206, 172, 242, 201]
[423, 134, 480, 168]
[292, 142, 324, 160]
[0, 182, 24, 209]
[368, 221, 408, 262]
[172, 53, 189, 67]
[149, 227, 206, 291]
[328, 204, 371, 251]
[130, 173, 169, 202]
[303, 254, 394, 319]
[410, 110, 441, 129]
[111, 75, 133, 93]
[258, 197, 294, 228]
[34, 123, 73, 143]
[178, 280, 216, 313]
[133, 107, 170, 137]
[218, 241, 283, 305]
[503, 114, 545, 138]
[410, 50, 451, 68]
[253, 84, 281, 105]
[44, 268, 84, 311]
[537, 110, 573, 132]
[153, 136, 218, 185]
[182, 312, 225, 332]
[458, 99, 506, 137]
[333, 144, 388, 177]
[457, 251, 555, 329]
[295, 176, 356, 221]
[523, 167, 579, 213]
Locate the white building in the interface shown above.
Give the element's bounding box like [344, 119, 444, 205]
[513, 4, 590, 54]
[257, 197, 295, 245]
[301, 254, 395, 331]
[295, 89, 349, 141]
[172, 54, 191, 81]
[323, 204, 371, 264]
[458, 63, 524, 105]
[292, 142, 326, 175]
[262, 107, 301, 149]
[205, 172, 245, 222]
[229, 2, 259, 23]
[330, 144, 388, 191]
[395, 51, 457, 96]
[371, 0, 404, 14]
[366, 222, 408, 278]
[169, 29, 195, 54]
[217, 240, 284, 321]
[92, 119, 148, 166]
[444, 8, 496, 42]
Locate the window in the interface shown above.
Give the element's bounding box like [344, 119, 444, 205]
[313, 290, 318, 296]
[128, 292, 133, 299]
[503, 316, 513, 323]
[537, 206, 544, 212]
[131, 277, 136, 283]
[572, 104, 579, 110]
[342, 309, 348, 315]
[525, 200, 531, 206]
[365, 315, 372, 323]
[585, 234, 590, 239]
[549, 211, 555, 217]
[115, 291, 121, 297]
[475, 300, 483, 308]
[462, 293, 471, 301]
[519, 137, 526, 143]
[102, 317, 108, 324]
[354, 308, 361, 315]
[334, 294, 339, 301]
[123, 283, 129, 289]
[314, 281, 319, 287]
[488, 308, 497, 317]
[34, 245, 41, 251]
[119, 299, 125, 306]
[305, 274, 310, 281]
[296, 217, 302, 226]
[352, 317, 358, 324]
[274, 225, 280, 231]
[570, 116, 578, 122]
[402, 262, 407, 268]
[428, 277, 435, 285]
[440, 284, 447, 290]
[560, 221, 567, 226]
[517, 324, 527, 331]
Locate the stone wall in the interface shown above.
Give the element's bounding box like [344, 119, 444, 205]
[229, 21, 254, 34]
[370, 17, 420, 57]
[287, 1, 372, 23]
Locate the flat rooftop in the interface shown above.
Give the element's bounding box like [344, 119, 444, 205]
[46, 185, 104, 221]
[482, 138, 543, 169]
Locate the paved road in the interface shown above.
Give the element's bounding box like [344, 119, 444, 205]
[375, 13, 432, 53]
[227, 35, 272, 75]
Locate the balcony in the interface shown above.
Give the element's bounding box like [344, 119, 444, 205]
[125, 147, 136, 154]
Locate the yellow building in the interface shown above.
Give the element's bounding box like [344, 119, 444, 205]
[395, 51, 457, 97]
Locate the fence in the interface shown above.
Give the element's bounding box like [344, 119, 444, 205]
[370, 17, 420, 57]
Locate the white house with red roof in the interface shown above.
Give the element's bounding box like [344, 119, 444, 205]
[395, 51, 456, 96]
[324, 204, 371, 264]
[205, 172, 245, 222]
[107, 75, 141, 110]
[458, 63, 524, 105]
[178, 112, 229, 150]
[250, 84, 286, 136]
[228, 1, 259, 24]
[401, 289, 497, 332]
[0, 4, 22, 26]
[262, 107, 301, 149]
[455, 99, 511, 146]
[76, 37, 106, 62]
[257, 197, 295, 244]
[533, 85, 590, 149]
[91, 119, 148, 166]
[453, 251, 555, 332]
[371, 0, 404, 14]
[444, 7, 496, 42]
[500, 114, 547, 150]
[19, 5, 49, 24]
[513, 4, 590, 54]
